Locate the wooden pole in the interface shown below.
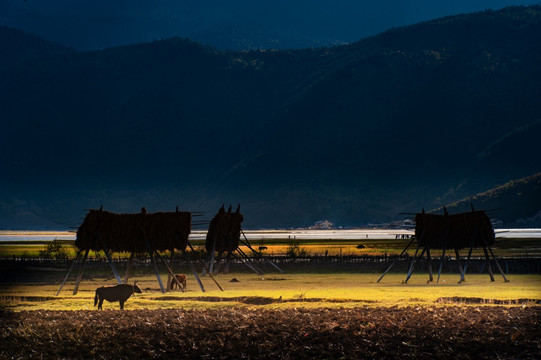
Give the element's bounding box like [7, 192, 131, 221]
[240, 229, 260, 256]
[404, 238, 423, 283]
[124, 251, 134, 283]
[482, 245, 495, 282]
[56, 249, 82, 296]
[241, 229, 284, 273]
[436, 226, 452, 284]
[405, 246, 426, 284]
[265, 258, 285, 273]
[479, 260, 486, 274]
[420, 230, 434, 283]
[213, 252, 223, 274]
[167, 249, 174, 291]
[186, 242, 224, 291]
[144, 239, 166, 293]
[97, 233, 122, 284]
[152, 248, 185, 293]
[239, 236, 264, 265]
[455, 248, 465, 284]
[486, 243, 509, 282]
[224, 234, 264, 275]
[234, 243, 264, 275]
[73, 249, 90, 295]
[437, 241, 448, 284]
[223, 251, 232, 274]
[208, 235, 217, 275]
[237, 246, 262, 274]
[426, 247, 433, 282]
[462, 229, 477, 280]
[377, 233, 418, 283]
[181, 247, 205, 292]
[235, 249, 262, 275]
[463, 244, 474, 274]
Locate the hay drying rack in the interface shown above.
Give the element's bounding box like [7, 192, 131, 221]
[378, 206, 509, 284]
[57, 205, 283, 296]
[57, 206, 224, 295]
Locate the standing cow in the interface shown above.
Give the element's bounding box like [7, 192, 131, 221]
[94, 281, 142, 310]
[170, 274, 187, 291]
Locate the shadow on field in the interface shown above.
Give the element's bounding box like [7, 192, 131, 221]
[152, 296, 378, 305]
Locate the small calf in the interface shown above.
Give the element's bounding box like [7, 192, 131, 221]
[94, 282, 142, 310]
[170, 274, 187, 291]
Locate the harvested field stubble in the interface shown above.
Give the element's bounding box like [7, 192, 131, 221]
[0, 306, 539, 359]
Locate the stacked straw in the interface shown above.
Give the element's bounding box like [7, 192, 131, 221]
[205, 207, 244, 253]
[415, 210, 495, 249]
[76, 209, 192, 253]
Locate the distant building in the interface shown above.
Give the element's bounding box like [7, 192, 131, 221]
[309, 220, 333, 229]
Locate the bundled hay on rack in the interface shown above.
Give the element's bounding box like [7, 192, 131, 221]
[415, 210, 495, 249]
[76, 209, 192, 253]
[206, 206, 244, 253]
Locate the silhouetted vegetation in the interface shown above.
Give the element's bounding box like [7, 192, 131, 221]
[38, 240, 68, 260]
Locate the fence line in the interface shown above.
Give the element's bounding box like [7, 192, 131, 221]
[2, 255, 540, 274]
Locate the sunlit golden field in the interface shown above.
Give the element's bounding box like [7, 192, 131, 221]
[2, 234, 541, 312]
[2, 235, 541, 258]
[2, 240, 540, 359]
[2, 273, 540, 312]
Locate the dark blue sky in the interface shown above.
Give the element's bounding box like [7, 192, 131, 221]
[2, 0, 540, 50]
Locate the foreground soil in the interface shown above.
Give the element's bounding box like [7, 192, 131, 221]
[1, 306, 539, 359]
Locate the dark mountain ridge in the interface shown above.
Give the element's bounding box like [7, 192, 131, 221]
[1, 6, 540, 228]
[7, 1, 540, 51]
[0, 25, 74, 65]
[434, 172, 541, 227]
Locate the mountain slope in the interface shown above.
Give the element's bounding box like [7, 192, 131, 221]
[0, 25, 74, 66]
[6, 1, 540, 51]
[435, 172, 541, 227]
[221, 6, 541, 225]
[1, 6, 540, 228]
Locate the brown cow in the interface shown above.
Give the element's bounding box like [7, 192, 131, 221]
[94, 281, 142, 310]
[170, 274, 187, 291]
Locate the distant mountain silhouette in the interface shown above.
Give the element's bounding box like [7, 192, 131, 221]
[433, 172, 541, 227]
[1, 6, 540, 229]
[6, 1, 539, 51]
[0, 25, 74, 64]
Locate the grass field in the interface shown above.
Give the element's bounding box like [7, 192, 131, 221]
[2, 273, 540, 312]
[2, 235, 541, 259]
[2, 234, 541, 311]
[2, 266, 540, 358]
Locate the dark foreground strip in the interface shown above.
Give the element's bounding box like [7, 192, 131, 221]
[1, 306, 539, 359]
